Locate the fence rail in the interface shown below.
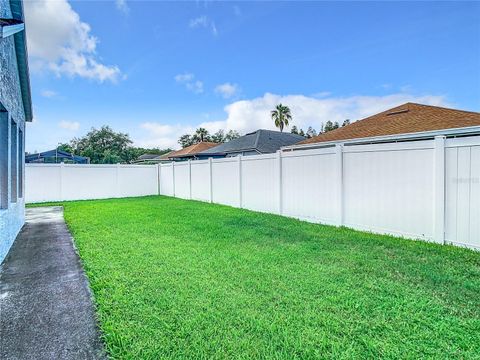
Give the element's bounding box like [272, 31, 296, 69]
[26, 135, 480, 249]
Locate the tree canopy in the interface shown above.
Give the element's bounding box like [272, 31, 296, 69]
[60, 126, 171, 164]
[290, 119, 351, 139]
[178, 128, 241, 148]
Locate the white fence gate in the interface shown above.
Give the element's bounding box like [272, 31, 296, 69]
[25, 135, 480, 249]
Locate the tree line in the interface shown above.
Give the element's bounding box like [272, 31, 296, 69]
[56, 104, 352, 163]
[58, 126, 171, 164]
[178, 128, 240, 148]
[271, 103, 351, 138]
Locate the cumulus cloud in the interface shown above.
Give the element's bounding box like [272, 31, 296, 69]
[138, 123, 195, 149]
[24, 0, 122, 83]
[189, 16, 208, 28]
[40, 89, 57, 98]
[218, 92, 449, 134]
[175, 73, 204, 94]
[135, 92, 449, 149]
[215, 83, 239, 99]
[115, 0, 129, 14]
[58, 120, 80, 131]
[189, 15, 217, 36]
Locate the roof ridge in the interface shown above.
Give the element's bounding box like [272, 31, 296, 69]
[405, 102, 480, 115]
[253, 129, 262, 149]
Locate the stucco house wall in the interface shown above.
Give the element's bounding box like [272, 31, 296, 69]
[0, 0, 27, 263]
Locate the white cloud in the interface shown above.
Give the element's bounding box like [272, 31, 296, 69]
[58, 120, 80, 131]
[24, 0, 122, 83]
[135, 92, 449, 149]
[189, 16, 209, 28]
[218, 93, 450, 134]
[311, 91, 331, 98]
[175, 73, 194, 83]
[138, 123, 195, 149]
[215, 83, 239, 99]
[189, 15, 217, 36]
[186, 80, 204, 94]
[115, 0, 129, 14]
[175, 73, 204, 94]
[211, 22, 218, 36]
[40, 89, 57, 98]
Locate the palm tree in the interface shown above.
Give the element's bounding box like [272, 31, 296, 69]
[271, 104, 292, 132]
[195, 127, 209, 142]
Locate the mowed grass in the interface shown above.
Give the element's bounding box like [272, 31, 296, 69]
[43, 196, 480, 359]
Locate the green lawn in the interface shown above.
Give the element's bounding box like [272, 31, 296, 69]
[40, 196, 480, 359]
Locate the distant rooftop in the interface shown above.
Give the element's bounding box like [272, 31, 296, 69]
[297, 103, 480, 146]
[199, 129, 304, 156]
[169, 142, 219, 159]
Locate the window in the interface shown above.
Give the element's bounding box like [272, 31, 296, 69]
[0, 106, 7, 209]
[18, 128, 23, 198]
[10, 119, 17, 203]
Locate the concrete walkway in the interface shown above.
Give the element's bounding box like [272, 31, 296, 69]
[0, 207, 105, 359]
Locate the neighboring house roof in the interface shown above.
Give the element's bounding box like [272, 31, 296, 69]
[7, 0, 32, 122]
[132, 151, 173, 164]
[297, 103, 480, 146]
[169, 142, 219, 159]
[155, 151, 173, 160]
[199, 129, 305, 156]
[137, 153, 160, 161]
[25, 149, 89, 164]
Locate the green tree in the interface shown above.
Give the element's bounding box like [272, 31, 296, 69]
[271, 104, 292, 132]
[70, 126, 133, 164]
[323, 121, 339, 133]
[178, 134, 194, 148]
[290, 125, 299, 135]
[211, 130, 225, 143]
[306, 126, 317, 139]
[57, 143, 74, 154]
[193, 127, 210, 142]
[342, 119, 351, 127]
[225, 130, 240, 142]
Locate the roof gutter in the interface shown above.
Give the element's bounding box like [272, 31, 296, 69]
[8, 0, 33, 122]
[198, 148, 262, 157]
[281, 125, 480, 151]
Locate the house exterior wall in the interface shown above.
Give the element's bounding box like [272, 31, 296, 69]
[0, 0, 26, 264]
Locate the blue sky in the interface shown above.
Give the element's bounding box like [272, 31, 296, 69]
[24, 0, 480, 152]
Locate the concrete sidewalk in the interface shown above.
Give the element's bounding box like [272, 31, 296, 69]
[0, 207, 105, 359]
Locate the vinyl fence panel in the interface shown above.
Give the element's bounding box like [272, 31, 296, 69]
[173, 162, 190, 199]
[445, 137, 480, 248]
[159, 163, 174, 196]
[25, 164, 62, 203]
[281, 148, 338, 224]
[190, 160, 210, 202]
[343, 141, 435, 240]
[241, 154, 277, 213]
[118, 165, 159, 197]
[211, 158, 240, 207]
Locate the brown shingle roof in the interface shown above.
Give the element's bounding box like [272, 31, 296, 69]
[298, 103, 480, 145]
[168, 142, 218, 158]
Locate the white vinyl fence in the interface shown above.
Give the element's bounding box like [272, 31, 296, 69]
[25, 163, 159, 203]
[25, 135, 480, 249]
[159, 136, 480, 249]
